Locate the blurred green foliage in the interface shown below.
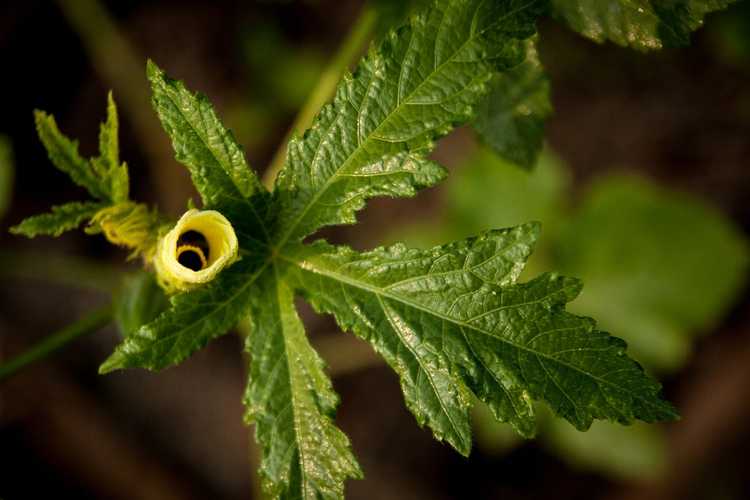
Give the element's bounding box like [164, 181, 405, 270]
[390, 146, 749, 479]
[557, 175, 749, 372]
[0, 135, 13, 220]
[229, 23, 326, 151]
[474, 38, 551, 169]
[706, 0, 750, 71]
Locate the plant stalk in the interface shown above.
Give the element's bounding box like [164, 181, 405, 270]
[0, 305, 113, 382]
[261, 5, 377, 190]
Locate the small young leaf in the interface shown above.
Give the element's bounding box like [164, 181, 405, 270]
[473, 37, 551, 169]
[34, 96, 130, 206]
[99, 257, 261, 373]
[35, 111, 109, 201]
[94, 91, 120, 176]
[93, 92, 129, 203]
[551, 0, 737, 51]
[274, 0, 546, 245]
[288, 223, 677, 446]
[245, 270, 362, 499]
[10, 201, 105, 237]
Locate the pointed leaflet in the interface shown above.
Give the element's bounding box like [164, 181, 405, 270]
[287, 223, 677, 445]
[34, 111, 110, 201]
[10, 201, 105, 237]
[244, 268, 361, 499]
[147, 61, 264, 202]
[33, 96, 130, 205]
[551, 0, 736, 51]
[100, 257, 264, 373]
[473, 37, 551, 169]
[93, 92, 129, 203]
[147, 61, 274, 248]
[274, 0, 546, 245]
[96, 92, 120, 176]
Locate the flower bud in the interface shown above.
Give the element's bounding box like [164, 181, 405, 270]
[154, 209, 238, 292]
[88, 202, 161, 260]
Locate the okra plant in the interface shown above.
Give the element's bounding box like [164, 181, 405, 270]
[9, 0, 736, 498]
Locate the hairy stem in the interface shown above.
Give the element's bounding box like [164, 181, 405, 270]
[0, 305, 113, 382]
[261, 5, 377, 189]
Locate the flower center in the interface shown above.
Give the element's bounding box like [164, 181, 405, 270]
[176, 230, 210, 271]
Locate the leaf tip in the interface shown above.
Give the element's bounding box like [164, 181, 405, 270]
[518, 220, 542, 244]
[145, 58, 160, 78]
[456, 438, 472, 457]
[652, 399, 681, 423]
[33, 109, 53, 130]
[99, 352, 126, 374]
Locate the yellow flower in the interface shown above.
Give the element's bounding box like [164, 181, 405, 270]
[154, 209, 239, 292]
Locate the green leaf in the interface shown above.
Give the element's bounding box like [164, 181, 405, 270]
[147, 60, 274, 248]
[114, 271, 170, 338]
[34, 110, 110, 201]
[0, 135, 13, 219]
[93, 92, 129, 203]
[274, 0, 546, 245]
[244, 268, 362, 499]
[473, 37, 551, 169]
[557, 174, 750, 371]
[97, 92, 120, 174]
[288, 223, 678, 449]
[96, 2, 685, 495]
[99, 257, 262, 373]
[551, 0, 737, 51]
[147, 60, 263, 203]
[10, 201, 105, 237]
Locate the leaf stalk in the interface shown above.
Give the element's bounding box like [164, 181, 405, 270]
[0, 305, 113, 382]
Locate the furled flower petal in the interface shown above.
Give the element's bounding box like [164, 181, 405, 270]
[154, 209, 238, 292]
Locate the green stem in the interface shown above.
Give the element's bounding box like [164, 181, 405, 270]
[0, 305, 113, 382]
[261, 5, 377, 190]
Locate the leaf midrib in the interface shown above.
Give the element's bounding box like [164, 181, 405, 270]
[272, 263, 312, 500]
[375, 293, 469, 453]
[133, 259, 271, 366]
[285, 253, 671, 413]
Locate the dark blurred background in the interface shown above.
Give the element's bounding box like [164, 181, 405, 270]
[1, 1, 750, 499]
